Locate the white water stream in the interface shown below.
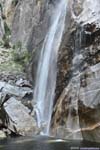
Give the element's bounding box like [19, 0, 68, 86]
[34, 0, 67, 135]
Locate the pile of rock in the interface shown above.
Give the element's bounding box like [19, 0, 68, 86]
[0, 78, 39, 139]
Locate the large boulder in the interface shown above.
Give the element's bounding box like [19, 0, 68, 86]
[4, 97, 37, 136]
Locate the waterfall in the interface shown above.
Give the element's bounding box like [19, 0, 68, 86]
[33, 0, 67, 135]
[65, 26, 83, 140]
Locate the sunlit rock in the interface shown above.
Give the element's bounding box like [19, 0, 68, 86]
[0, 81, 33, 98]
[3, 0, 16, 28]
[0, 130, 6, 139]
[11, 0, 43, 47]
[4, 97, 37, 136]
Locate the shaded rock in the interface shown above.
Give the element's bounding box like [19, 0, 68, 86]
[0, 6, 5, 39]
[4, 97, 37, 136]
[72, 0, 83, 16]
[21, 94, 33, 113]
[52, 74, 82, 140]
[78, 63, 100, 143]
[0, 103, 9, 130]
[3, 0, 17, 28]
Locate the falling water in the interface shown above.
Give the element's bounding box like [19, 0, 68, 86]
[34, 0, 67, 135]
[66, 27, 83, 140]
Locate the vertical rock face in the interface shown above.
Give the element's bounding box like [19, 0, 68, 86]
[0, 2, 5, 39]
[10, 0, 100, 142]
[0, 0, 17, 40]
[52, 0, 100, 142]
[11, 0, 51, 48]
[11, 0, 55, 82]
[3, 0, 16, 28]
[0, 16, 5, 40]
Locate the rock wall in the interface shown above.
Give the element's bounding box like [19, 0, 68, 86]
[11, 0, 56, 83]
[11, 0, 50, 47]
[0, 2, 5, 39]
[3, 0, 16, 28]
[10, 0, 100, 142]
[0, 0, 17, 40]
[51, 0, 100, 143]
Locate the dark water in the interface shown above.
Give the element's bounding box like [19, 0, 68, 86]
[0, 136, 100, 150]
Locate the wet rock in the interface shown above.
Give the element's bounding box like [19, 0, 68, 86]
[54, 126, 82, 140]
[0, 73, 26, 83]
[52, 74, 82, 139]
[21, 97, 33, 113]
[4, 97, 37, 136]
[52, 63, 100, 142]
[78, 63, 100, 142]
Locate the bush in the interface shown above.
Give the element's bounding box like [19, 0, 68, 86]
[12, 41, 31, 67]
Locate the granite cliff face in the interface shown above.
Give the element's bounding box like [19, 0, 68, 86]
[11, 0, 61, 83]
[1, 0, 100, 142]
[8, 0, 100, 142]
[51, 0, 100, 142]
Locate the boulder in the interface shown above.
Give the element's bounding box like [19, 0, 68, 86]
[0, 81, 33, 98]
[4, 97, 37, 136]
[0, 130, 6, 139]
[52, 63, 100, 142]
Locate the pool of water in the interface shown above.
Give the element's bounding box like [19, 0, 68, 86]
[0, 136, 100, 150]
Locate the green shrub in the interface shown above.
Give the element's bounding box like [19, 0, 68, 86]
[12, 42, 31, 67]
